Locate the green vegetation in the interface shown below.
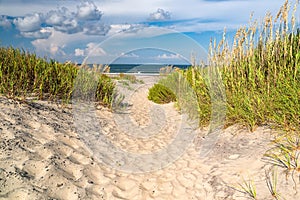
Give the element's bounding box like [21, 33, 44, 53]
[148, 83, 176, 104]
[265, 169, 282, 200]
[234, 177, 257, 200]
[110, 73, 144, 91]
[0, 47, 115, 106]
[149, 0, 300, 133]
[234, 169, 284, 200]
[152, 71, 200, 121]
[118, 73, 144, 84]
[264, 135, 300, 176]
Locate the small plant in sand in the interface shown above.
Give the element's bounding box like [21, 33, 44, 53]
[234, 169, 285, 200]
[148, 83, 176, 104]
[263, 134, 300, 193]
[263, 139, 300, 173]
[234, 177, 257, 199]
[116, 73, 144, 84]
[159, 65, 174, 75]
[265, 169, 283, 200]
[236, 135, 300, 200]
[110, 73, 144, 91]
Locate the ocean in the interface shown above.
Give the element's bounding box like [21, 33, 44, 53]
[87, 64, 191, 74]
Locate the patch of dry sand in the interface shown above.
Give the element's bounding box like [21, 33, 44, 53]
[0, 75, 299, 199]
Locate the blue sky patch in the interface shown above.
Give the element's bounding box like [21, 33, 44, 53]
[0, 0, 294, 64]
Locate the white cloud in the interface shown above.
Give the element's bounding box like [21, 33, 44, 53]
[49, 44, 64, 55]
[33, 37, 66, 56]
[75, 42, 106, 57]
[109, 23, 147, 34]
[13, 13, 42, 32]
[86, 43, 107, 56]
[30, 29, 106, 61]
[2, 0, 292, 33]
[54, 18, 82, 34]
[83, 22, 110, 35]
[157, 53, 181, 59]
[76, 1, 102, 20]
[45, 7, 83, 34]
[120, 52, 139, 58]
[149, 8, 171, 21]
[75, 48, 84, 56]
[10, 1, 108, 37]
[45, 7, 70, 26]
[0, 15, 12, 28]
[44, 2, 109, 35]
[109, 24, 132, 33]
[31, 29, 77, 58]
[20, 27, 52, 39]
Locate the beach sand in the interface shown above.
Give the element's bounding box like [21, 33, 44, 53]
[0, 75, 299, 199]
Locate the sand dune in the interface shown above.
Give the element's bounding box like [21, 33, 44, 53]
[0, 76, 299, 199]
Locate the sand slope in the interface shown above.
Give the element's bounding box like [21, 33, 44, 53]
[0, 76, 299, 199]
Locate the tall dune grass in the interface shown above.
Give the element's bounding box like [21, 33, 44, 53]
[209, 0, 300, 132]
[150, 0, 300, 132]
[0, 47, 115, 106]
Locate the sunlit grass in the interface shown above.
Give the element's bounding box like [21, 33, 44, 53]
[204, 0, 299, 132]
[150, 0, 300, 133]
[0, 47, 115, 107]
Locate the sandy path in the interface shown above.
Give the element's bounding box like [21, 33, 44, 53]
[0, 75, 299, 199]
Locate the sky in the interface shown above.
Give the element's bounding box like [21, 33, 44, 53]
[0, 0, 298, 64]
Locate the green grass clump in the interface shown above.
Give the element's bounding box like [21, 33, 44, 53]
[0, 47, 115, 107]
[148, 83, 176, 104]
